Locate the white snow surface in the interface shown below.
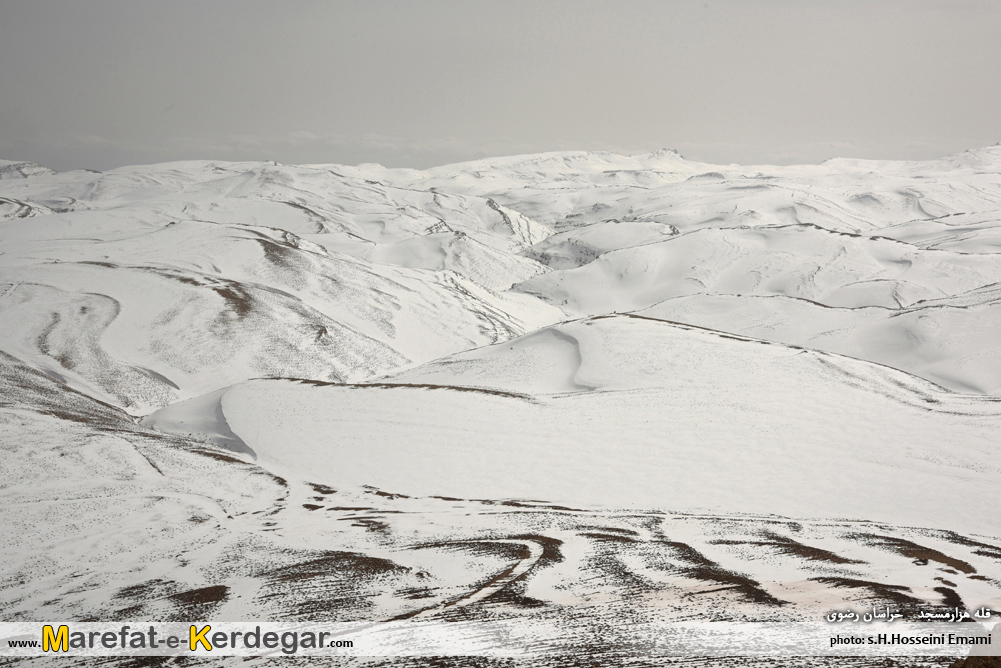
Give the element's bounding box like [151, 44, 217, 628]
[148, 314, 1001, 536]
[0, 160, 563, 413]
[4, 146, 1001, 633]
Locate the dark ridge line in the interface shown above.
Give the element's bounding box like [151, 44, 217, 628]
[135, 365, 180, 390]
[769, 220, 1001, 256]
[275, 198, 327, 223]
[495, 500, 583, 511]
[640, 291, 896, 313]
[465, 499, 588, 512]
[129, 443, 165, 476]
[617, 216, 994, 256]
[596, 311, 817, 351]
[899, 281, 1001, 309]
[771, 221, 919, 246]
[667, 511, 837, 526]
[667, 509, 1001, 545]
[270, 376, 536, 401]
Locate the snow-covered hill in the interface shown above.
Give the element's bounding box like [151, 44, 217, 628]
[3, 147, 1001, 660]
[146, 313, 1001, 535]
[0, 160, 562, 413]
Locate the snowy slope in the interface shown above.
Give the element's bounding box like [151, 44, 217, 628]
[638, 289, 1001, 395]
[9, 349, 999, 637]
[0, 351, 555, 625]
[516, 225, 1001, 311]
[5, 147, 1001, 412]
[4, 147, 1001, 647]
[0, 159, 56, 180]
[418, 145, 1001, 397]
[0, 161, 562, 413]
[147, 314, 1001, 536]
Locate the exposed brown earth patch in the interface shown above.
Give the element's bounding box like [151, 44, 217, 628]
[712, 530, 864, 565]
[658, 540, 787, 606]
[807, 577, 921, 606]
[846, 533, 976, 573]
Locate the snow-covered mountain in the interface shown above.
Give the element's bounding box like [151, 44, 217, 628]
[0, 160, 562, 413]
[2, 147, 1001, 662]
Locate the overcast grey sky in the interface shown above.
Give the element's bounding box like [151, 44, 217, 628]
[1, 0, 999, 171]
